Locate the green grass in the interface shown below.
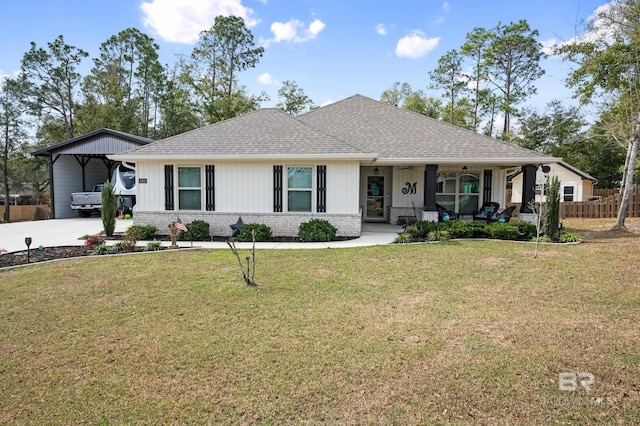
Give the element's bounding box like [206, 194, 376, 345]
[1, 219, 639, 424]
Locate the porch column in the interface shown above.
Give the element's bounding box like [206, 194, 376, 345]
[520, 164, 537, 213]
[423, 164, 438, 211]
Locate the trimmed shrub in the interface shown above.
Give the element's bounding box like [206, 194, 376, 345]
[84, 235, 106, 250]
[237, 223, 272, 242]
[542, 175, 561, 240]
[516, 221, 537, 240]
[112, 241, 126, 252]
[446, 220, 488, 239]
[415, 220, 438, 238]
[127, 225, 157, 240]
[486, 223, 520, 240]
[101, 182, 117, 237]
[178, 220, 211, 241]
[298, 219, 337, 242]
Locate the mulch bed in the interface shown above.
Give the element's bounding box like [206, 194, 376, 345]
[0, 246, 161, 269]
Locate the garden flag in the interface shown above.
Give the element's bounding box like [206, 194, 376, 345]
[176, 218, 188, 232]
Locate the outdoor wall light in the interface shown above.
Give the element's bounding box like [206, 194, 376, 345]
[462, 166, 468, 173]
[25, 237, 32, 263]
[373, 167, 379, 175]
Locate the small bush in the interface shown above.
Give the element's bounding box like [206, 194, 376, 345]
[127, 225, 157, 240]
[394, 233, 411, 244]
[92, 244, 109, 255]
[516, 221, 537, 240]
[532, 235, 552, 243]
[237, 223, 272, 242]
[146, 240, 163, 251]
[298, 219, 337, 242]
[178, 220, 210, 241]
[427, 230, 450, 241]
[416, 220, 438, 238]
[560, 232, 582, 243]
[121, 228, 141, 252]
[84, 235, 106, 250]
[112, 241, 126, 252]
[446, 220, 488, 239]
[486, 223, 520, 240]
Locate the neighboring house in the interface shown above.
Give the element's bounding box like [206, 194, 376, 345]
[33, 128, 153, 219]
[110, 95, 556, 237]
[511, 161, 597, 203]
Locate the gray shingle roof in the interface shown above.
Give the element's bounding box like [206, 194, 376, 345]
[297, 94, 556, 164]
[112, 94, 557, 164]
[113, 108, 371, 160]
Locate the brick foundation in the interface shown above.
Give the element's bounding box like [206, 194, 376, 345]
[133, 211, 362, 238]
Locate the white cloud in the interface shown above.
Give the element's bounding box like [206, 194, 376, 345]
[140, 0, 259, 44]
[395, 31, 440, 59]
[442, 2, 449, 12]
[257, 72, 273, 85]
[375, 23, 387, 36]
[550, 1, 619, 56]
[541, 38, 558, 56]
[321, 99, 335, 107]
[261, 18, 326, 47]
[307, 19, 325, 38]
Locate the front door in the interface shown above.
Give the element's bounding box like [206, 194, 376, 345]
[365, 175, 387, 221]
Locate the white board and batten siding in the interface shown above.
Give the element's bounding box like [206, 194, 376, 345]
[389, 165, 507, 208]
[135, 160, 360, 214]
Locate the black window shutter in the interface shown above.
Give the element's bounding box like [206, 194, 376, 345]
[317, 165, 326, 213]
[164, 165, 174, 210]
[205, 165, 215, 211]
[273, 165, 283, 212]
[483, 169, 493, 202]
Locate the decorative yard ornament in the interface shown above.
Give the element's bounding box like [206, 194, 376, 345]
[230, 216, 244, 237]
[25, 237, 32, 263]
[168, 222, 179, 249]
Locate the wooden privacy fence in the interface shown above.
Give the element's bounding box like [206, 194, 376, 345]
[0, 205, 50, 222]
[561, 186, 640, 218]
[593, 188, 619, 198]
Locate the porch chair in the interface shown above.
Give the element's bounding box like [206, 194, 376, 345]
[436, 203, 458, 222]
[488, 205, 516, 223]
[473, 202, 500, 222]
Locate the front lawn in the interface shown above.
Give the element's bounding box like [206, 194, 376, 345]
[1, 219, 639, 424]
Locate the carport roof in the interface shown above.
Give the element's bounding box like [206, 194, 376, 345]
[33, 128, 153, 157]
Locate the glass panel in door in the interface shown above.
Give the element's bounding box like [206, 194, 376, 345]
[366, 175, 386, 221]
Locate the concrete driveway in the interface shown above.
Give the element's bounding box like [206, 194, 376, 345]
[1, 219, 401, 253]
[1, 218, 132, 253]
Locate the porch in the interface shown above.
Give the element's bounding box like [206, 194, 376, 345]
[360, 164, 538, 225]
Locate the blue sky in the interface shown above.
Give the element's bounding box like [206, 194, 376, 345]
[0, 0, 608, 113]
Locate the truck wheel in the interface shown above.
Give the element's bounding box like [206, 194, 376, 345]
[78, 211, 92, 218]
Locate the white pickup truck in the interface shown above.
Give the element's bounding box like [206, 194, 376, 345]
[70, 165, 137, 217]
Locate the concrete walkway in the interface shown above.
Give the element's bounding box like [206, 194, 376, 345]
[1, 218, 402, 252]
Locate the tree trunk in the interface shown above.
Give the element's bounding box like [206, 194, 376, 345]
[612, 112, 640, 230]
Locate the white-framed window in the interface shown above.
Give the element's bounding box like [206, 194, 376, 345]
[436, 172, 480, 215]
[562, 184, 576, 202]
[178, 166, 202, 210]
[287, 166, 313, 212]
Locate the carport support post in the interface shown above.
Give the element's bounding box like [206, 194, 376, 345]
[520, 164, 537, 214]
[423, 164, 439, 222]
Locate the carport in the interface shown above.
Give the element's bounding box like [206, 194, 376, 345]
[33, 128, 152, 219]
